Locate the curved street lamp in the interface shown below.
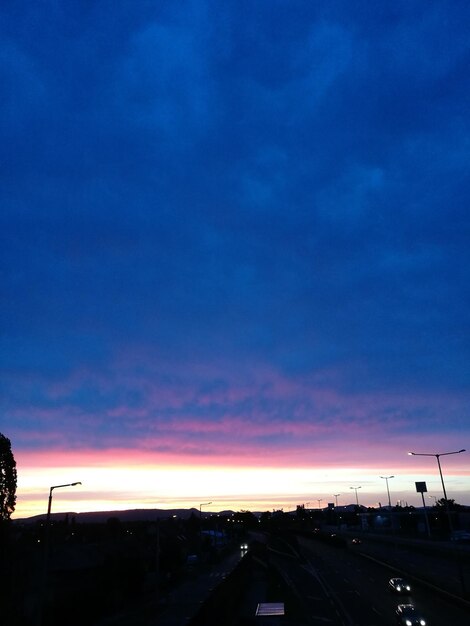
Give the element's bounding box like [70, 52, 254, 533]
[380, 475, 394, 508]
[46, 482, 82, 525]
[350, 486, 361, 506]
[408, 449, 466, 536]
[407, 449, 465, 501]
[199, 501, 212, 517]
[39, 481, 82, 625]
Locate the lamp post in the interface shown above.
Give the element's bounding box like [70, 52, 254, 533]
[407, 449, 465, 502]
[408, 449, 466, 536]
[350, 486, 361, 506]
[380, 475, 394, 508]
[38, 481, 81, 626]
[199, 501, 212, 517]
[199, 501, 212, 551]
[317, 499, 323, 509]
[333, 494, 340, 507]
[46, 482, 82, 526]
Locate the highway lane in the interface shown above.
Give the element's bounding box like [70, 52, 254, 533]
[293, 534, 470, 626]
[346, 534, 470, 598]
[106, 532, 469, 626]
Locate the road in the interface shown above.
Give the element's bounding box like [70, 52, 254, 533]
[267, 533, 470, 625]
[344, 533, 470, 598]
[97, 548, 245, 626]
[96, 533, 470, 625]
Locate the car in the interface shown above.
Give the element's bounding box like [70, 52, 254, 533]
[240, 542, 248, 550]
[351, 537, 362, 544]
[389, 577, 412, 594]
[395, 603, 427, 625]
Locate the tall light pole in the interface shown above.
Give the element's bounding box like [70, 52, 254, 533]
[333, 494, 340, 507]
[199, 501, 212, 517]
[46, 482, 82, 526]
[199, 501, 212, 549]
[350, 486, 361, 506]
[38, 481, 82, 626]
[407, 449, 465, 502]
[380, 475, 394, 508]
[408, 449, 466, 537]
[317, 499, 323, 509]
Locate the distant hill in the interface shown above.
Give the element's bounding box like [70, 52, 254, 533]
[13, 507, 228, 524]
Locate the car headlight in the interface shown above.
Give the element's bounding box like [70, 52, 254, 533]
[405, 620, 412, 626]
[396, 586, 401, 591]
[419, 621, 426, 626]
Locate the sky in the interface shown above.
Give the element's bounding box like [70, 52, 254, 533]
[1, 1, 469, 519]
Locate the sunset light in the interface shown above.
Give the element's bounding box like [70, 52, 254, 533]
[2, 0, 469, 524]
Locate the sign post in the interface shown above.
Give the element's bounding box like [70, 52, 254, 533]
[415, 481, 431, 538]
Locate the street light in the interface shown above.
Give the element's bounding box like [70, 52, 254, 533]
[408, 449, 466, 537]
[199, 501, 212, 517]
[333, 494, 340, 507]
[317, 499, 323, 509]
[380, 476, 394, 508]
[199, 501, 212, 552]
[407, 449, 465, 502]
[39, 481, 82, 625]
[350, 486, 361, 506]
[46, 482, 82, 526]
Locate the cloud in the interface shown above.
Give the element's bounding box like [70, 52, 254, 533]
[1, 1, 469, 509]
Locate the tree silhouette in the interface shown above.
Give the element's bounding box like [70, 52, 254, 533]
[436, 497, 462, 511]
[0, 433, 17, 522]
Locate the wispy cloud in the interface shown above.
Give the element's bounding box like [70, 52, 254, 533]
[1, 1, 469, 514]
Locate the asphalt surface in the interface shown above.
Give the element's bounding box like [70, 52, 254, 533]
[97, 548, 245, 626]
[294, 534, 470, 625]
[96, 532, 470, 625]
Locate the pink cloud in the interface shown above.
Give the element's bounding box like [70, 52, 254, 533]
[7, 348, 469, 480]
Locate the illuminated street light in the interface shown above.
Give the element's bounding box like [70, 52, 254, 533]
[408, 448, 466, 537]
[380, 475, 394, 508]
[350, 486, 361, 506]
[407, 449, 465, 502]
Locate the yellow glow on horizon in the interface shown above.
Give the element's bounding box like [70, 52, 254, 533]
[13, 460, 470, 519]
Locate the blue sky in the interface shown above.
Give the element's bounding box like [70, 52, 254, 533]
[1, 1, 469, 516]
